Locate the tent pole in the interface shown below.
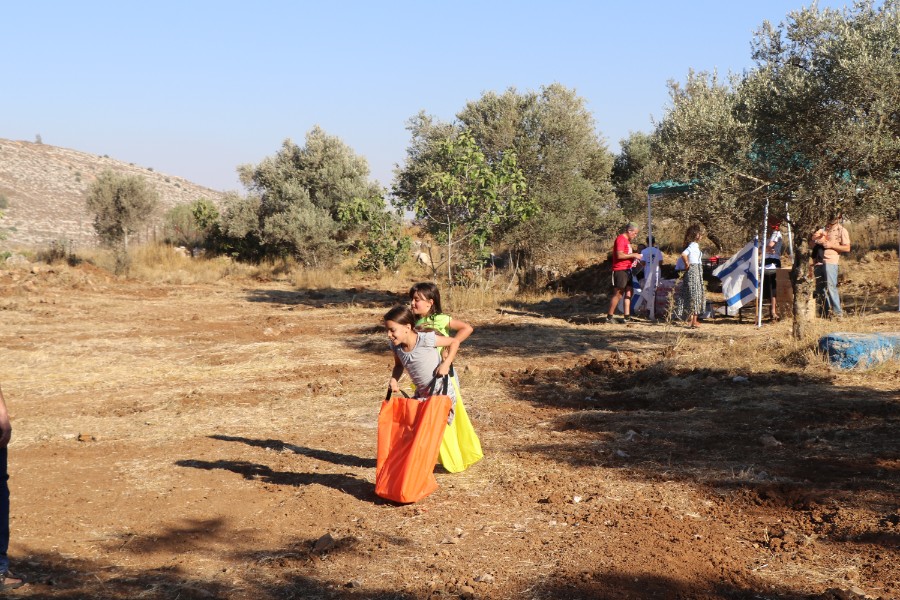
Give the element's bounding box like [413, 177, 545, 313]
[647, 193, 655, 321]
[785, 201, 794, 261]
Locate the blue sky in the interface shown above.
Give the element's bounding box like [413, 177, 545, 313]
[1, 1, 848, 193]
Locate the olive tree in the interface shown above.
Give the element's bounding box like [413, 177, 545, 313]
[238, 126, 389, 265]
[653, 1, 900, 338]
[85, 170, 159, 272]
[651, 70, 763, 252]
[611, 131, 666, 221]
[396, 85, 618, 278]
[457, 84, 619, 262]
[397, 130, 532, 283]
[216, 192, 265, 261]
[741, 0, 900, 337]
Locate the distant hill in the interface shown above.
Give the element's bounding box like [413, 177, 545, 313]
[0, 138, 227, 248]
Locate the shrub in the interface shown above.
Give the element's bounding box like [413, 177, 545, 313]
[85, 169, 159, 250]
[37, 239, 79, 266]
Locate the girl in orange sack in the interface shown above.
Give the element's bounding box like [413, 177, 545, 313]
[408, 282, 483, 472]
[379, 306, 461, 503]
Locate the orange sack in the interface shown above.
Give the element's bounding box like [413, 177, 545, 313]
[376, 389, 452, 504]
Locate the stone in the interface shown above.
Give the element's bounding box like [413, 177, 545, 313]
[313, 532, 336, 553]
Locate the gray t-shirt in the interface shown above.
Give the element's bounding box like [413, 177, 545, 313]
[390, 331, 458, 422]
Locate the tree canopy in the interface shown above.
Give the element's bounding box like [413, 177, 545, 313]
[395, 84, 618, 271]
[644, 0, 900, 337]
[85, 169, 159, 250]
[457, 84, 619, 261]
[237, 126, 390, 265]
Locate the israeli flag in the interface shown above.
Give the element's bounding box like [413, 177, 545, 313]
[712, 239, 759, 315]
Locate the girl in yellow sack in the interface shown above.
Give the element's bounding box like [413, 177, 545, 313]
[409, 282, 483, 473]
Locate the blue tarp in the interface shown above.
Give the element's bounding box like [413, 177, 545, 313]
[819, 332, 900, 369]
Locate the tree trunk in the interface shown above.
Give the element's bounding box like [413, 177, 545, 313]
[790, 245, 816, 340]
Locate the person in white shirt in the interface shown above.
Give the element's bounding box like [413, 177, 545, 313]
[631, 237, 665, 317]
[672, 224, 705, 329]
[763, 221, 784, 320]
[640, 236, 664, 282]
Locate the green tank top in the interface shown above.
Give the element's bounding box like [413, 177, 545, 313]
[416, 313, 451, 337]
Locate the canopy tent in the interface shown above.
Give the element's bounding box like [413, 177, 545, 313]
[645, 179, 698, 252]
[647, 180, 697, 197]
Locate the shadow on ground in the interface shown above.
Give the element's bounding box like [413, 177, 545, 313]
[210, 434, 376, 468]
[501, 350, 900, 508]
[531, 571, 870, 600]
[10, 548, 868, 599]
[9, 546, 419, 599]
[245, 287, 403, 309]
[344, 311, 667, 357]
[175, 458, 380, 504]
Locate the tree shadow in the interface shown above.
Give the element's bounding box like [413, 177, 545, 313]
[244, 287, 403, 309]
[466, 320, 660, 358]
[10, 547, 419, 599]
[106, 517, 230, 555]
[500, 353, 900, 511]
[344, 318, 650, 359]
[210, 434, 376, 469]
[175, 459, 381, 504]
[9, 546, 873, 599]
[12, 481, 890, 599]
[498, 294, 605, 325]
[530, 570, 865, 599]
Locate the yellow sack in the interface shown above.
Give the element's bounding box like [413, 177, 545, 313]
[438, 379, 483, 473]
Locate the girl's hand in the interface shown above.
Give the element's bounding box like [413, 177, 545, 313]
[435, 361, 451, 377]
[389, 378, 400, 393]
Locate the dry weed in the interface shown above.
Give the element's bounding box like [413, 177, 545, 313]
[666, 309, 900, 388]
[444, 283, 518, 313]
[846, 216, 898, 255]
[127, 244, 253, 284]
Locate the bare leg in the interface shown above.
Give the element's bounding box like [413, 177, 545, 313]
[607, 289, 623, 317]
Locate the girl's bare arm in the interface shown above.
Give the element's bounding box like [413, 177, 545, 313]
[388, 352, 404, 392]
[434, 335, 461, 376]
[447, 317, 473, 345]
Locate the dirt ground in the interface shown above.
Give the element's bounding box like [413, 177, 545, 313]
[1, 261, 898, 599]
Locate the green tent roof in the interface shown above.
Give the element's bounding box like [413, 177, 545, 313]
[647, 180, 696, 197]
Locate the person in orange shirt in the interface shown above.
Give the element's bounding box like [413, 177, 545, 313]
[811, 212, 851, 319]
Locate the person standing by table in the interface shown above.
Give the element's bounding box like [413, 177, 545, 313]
[673, 224, 706, 329]
[812, 212, 851, 320]
[604, 222, 642, 324]
[764, 221, 784, 320]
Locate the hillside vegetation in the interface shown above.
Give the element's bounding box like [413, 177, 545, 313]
[0, 138, 226, 248]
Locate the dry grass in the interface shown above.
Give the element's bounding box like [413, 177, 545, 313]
[2, 246, 899, 599]
[846, 216, 899, 256]
[41, 243, 359, 288]
[663, 308, 900, 387]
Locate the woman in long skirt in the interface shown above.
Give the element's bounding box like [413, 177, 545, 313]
[673, 224, 706, 328]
